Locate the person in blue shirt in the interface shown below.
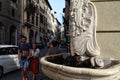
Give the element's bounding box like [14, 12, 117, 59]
[18, 36, 31, 80]
[46, 40, 61, 56]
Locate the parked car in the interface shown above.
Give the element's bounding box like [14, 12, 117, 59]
[0, 45, 20, 78]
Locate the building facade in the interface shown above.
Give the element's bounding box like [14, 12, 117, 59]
[0, 0, 22, 45]
[22, 0, 45, 43]
[0, 0, 62, 45]
[22, 0, 60, 44]
[48, 10, 62, 41]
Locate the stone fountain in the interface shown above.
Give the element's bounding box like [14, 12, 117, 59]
[40, 0, 120, 80]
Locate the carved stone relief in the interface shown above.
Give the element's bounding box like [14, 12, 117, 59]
[69, 0, 100, 57]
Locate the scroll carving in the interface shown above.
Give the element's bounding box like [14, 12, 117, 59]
[69, 0, 100, 57]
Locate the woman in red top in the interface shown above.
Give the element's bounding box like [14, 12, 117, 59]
[29, 42, 40, 80]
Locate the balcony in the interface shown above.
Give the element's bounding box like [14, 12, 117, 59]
[24, 21, 33, 28]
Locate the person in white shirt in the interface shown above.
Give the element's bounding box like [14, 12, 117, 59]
[29, 42, 40, 80]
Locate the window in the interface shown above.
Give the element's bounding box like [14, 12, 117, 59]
[40, 14, 43, 24]
[0, 48, 6, 55]
[0, 47, 18, 55]
[0, 2, 1, 11]
[36, 16, 38, 26]
[9, 47, 18, 54]
[32, 15, 34, 25]
[44, 17, 47, 26]
[27, 12, 30, 22]
[11, 8, 15, 17]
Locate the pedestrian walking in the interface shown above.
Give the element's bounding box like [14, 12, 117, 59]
[46, 40, 61, 56]
[18, 36, 31, 80]
[29, 42, 40, 80]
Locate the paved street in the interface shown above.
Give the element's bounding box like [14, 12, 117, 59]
[1, 46, 67, 80]
[1, 65, 51, 80]
[1, 47, 51, 80]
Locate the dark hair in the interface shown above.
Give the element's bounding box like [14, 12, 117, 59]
[51, 40, 59, 47]
[21, 36, 27, 40]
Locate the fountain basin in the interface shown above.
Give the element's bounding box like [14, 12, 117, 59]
[40, 53, 120, 80]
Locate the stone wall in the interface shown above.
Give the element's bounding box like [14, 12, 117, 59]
[92, 1, 120, 59]
[0, 0, 22, 44]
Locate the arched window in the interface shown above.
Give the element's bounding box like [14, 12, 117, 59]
[29, 29, 34, 43]
[10, 26, 17, 45]
[0, 22, 5, 44]
[35, 31, 40, 43]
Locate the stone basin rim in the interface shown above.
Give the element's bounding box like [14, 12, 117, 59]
[40, 53, 120, 77]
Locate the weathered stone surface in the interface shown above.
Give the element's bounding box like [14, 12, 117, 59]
[41, 54, 120, 80]
[69, 0, 100, 57]
[97, 33, 120, 59]
[94, 1, 120, 31]
[40, 0, 120, 80]
[93, 1, 120, 59]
